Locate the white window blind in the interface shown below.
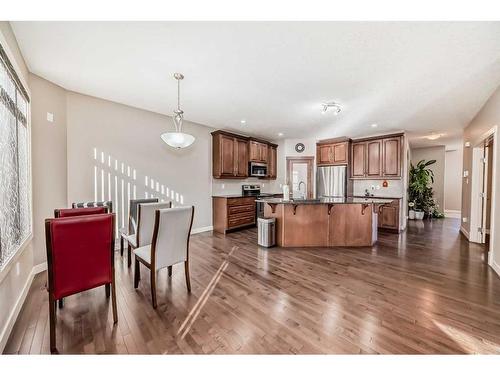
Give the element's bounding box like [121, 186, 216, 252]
[0, 43, 31, 270]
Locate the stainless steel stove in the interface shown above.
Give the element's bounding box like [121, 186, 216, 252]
[242, 185, 271, 218]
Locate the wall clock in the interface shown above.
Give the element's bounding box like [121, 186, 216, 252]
[295, 143, 305, 153]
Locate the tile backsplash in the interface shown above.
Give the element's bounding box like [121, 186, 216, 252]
[352, 179, 404, 198]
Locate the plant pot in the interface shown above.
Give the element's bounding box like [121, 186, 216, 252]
[408, 210, 416, 220]
[415, 211, 424, 220]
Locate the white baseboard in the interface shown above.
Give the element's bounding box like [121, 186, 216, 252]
[490, 258, 500, 278]
[460, 226, 470, 240]
[0, 264, 39, 353]
[191, 226, 213, 234]
[32, 262, 47, 274]
[445, 210, 461, 219]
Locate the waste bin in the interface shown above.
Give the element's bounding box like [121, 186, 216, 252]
[258, 217, 276, 247]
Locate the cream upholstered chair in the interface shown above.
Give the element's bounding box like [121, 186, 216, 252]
[120, 198, 159, 265]
[124, 201, 172, 267]
[133, 206, 194, 308]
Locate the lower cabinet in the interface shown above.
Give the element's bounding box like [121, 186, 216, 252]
[377, 200, 400, 231]
[213, 196, 256, 234]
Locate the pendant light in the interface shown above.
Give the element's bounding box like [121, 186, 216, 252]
[161, 73, 195, 148]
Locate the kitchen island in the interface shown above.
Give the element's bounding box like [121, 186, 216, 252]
[258, 197, 393, 247]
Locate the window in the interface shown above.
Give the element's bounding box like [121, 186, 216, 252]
[0, 43, 31, 270]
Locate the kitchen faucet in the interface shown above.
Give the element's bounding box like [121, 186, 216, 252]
[298, 181, 306, 198]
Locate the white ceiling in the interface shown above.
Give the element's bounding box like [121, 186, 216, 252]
[11, 22, 500, 148]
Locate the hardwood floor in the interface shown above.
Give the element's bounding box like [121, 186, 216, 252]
[4, 218, 500, 354]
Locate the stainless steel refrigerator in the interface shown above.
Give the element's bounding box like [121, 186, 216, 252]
[316, 166, 347, 198]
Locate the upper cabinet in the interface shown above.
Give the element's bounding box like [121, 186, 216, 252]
[350, 134, 402, 179]
[249, 140, 268, 163]
[382, 137, 401, 177]
[212, 131, 277, 179]
[212, 131, 249, 179]
[316, 139, 349, 166]
[266, 144, 277, 179]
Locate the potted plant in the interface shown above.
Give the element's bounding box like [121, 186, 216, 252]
[408, 159, 444, 220]
[408, 202, 416, 219]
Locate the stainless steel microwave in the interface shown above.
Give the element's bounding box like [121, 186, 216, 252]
[249, 162, 267, 177]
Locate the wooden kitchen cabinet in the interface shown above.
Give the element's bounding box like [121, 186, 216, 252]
[266, 144, 277, 179]
[366, 139, 382, 177]
[377, 200, 400, 231]
[249, 140, 268, 163]
[382, 137, 401, 177]
[212, 130, 278, 179]
[212, 131, 248, 178]
[213, 196, 256, 234]
[316, 139, 349, 166]
[350, 134, 402, 179]
[351, 142, 366, 178]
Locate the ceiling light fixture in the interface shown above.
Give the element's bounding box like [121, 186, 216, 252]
[278, 132, 284, 137]
[161, 73, 195, 149]
[371, 123, 378, 128]
[321, 101, 342, 115]
[425, 133, 443, 141]
[241, 120, 246, 125]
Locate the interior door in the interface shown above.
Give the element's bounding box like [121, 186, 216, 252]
[286, 157, 314, 199]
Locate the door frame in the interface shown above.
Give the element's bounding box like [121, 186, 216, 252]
[468, 126, 497, 266]
[286, 156, 315, 199]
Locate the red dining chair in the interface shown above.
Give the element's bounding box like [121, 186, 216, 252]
[54, 206, 108, 218]
[45, 213, 117, 354]
[53, 206, 109, 308]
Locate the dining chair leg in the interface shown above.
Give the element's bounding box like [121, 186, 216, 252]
[168, 265, 172, 277]
[134, 258, 140, 288]
[120, 236, 124, 257]
[105, 283, 111, 298]
[58, 298, 64, 309]
[184, 260, 191, 293]
[127, 243, 132, 268]
[111, 281, 118, 324]
[150, 269, 157, 309]
[49, 294, 58, 354]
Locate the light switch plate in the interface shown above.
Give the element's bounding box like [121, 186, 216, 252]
[463, 170, 469, 177]
[47, 112, 54, 122]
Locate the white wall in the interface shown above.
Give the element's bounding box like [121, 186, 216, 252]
[0, 22, 36, 352]
[444, 146, 463, 212]
[461, 83, 500, 277]
[66, 91, 215, 233]
[411, 146, 446, 211]
[29, 74, 68, 266]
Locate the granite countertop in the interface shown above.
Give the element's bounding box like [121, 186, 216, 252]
[212, 193, 283, 198]
[352, 195, 403, 200]
[256, 197, 395, 205]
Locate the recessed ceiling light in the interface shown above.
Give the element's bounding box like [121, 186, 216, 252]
[278, 132, 284, 137]
[371, 123, 378, 128]
[240, 120, 246, 125]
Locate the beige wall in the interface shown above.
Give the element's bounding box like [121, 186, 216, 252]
[411, 146, 446, 212]
[0, 22, 35, 352]
[29, 74, 68, 265]
[462, 84, 500, 273]
[444, 146, 463, 212]
[66, 91, 215, 234]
